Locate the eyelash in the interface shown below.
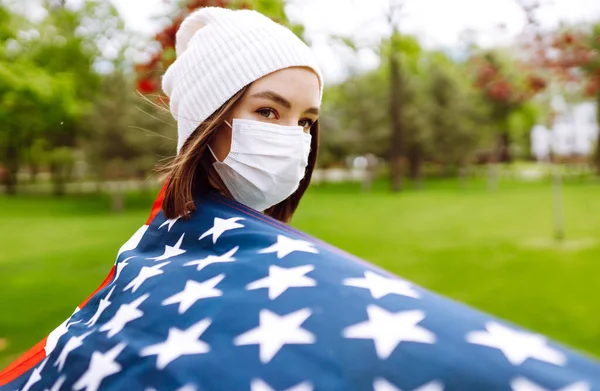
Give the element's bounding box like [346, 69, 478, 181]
[256, 108, 314, 128]
[299, 118, 314, 128]
[257, 108, 278, 119]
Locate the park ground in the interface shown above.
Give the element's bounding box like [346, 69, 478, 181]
[1, 177, 600, 368]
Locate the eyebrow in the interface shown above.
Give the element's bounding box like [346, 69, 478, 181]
[251, 90, 319, 115]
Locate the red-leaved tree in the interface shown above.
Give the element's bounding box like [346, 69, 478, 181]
[516, 0, 600, 171]
[467, 50, 547, 162]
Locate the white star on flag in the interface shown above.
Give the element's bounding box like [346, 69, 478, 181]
[184, 246, 238, 272]
[45, 307, 81, 356]
[466, 321, 566, 366]
[73, 342, 126, 391]
[54, 330, 94, 371]
[112, 256, 135, 284]
[140, 318, 212, 370]
[45, 375, 67, 391]
[124, 261, 169, 293]
[258, 235, 318, 259]
[251, 379, 314, 391]
[343, 305, 436, 360]
[199, 217, 245, 243]
[117, 225, 148, 257]
[86, 285, 116, 328]
[100, 294, 149, 338]
[21, 357, 48, 391]
[246, 265, 317, 299]
[162, 274, 225, 314]
[149, 233, 186, 262]
[234, 308, 316, 363]
[159, 215, 183, 232]
[343, 271, 420, 299]
[510, 377, 590, 391]
[374, 378, 444, 391]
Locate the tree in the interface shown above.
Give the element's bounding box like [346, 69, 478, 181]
[0, 4, 81, 195]
[0, 0, 133, 195]
[467, 48, 547, 163]
[385, 1, 407, 192]
[319, 36, 491, 185]
[82, 71, 175, 209]
[318, 66, 390, 167]
[426, 53, 494, 175]
[516, 0, 599, 171]
[544, 26, 600, 172]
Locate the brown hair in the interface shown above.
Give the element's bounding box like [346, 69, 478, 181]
[158, 84, 320, 223]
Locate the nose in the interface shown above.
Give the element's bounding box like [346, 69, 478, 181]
[281, 119, 300, 127]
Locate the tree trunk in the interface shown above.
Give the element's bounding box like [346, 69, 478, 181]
[486, 160, 500, 192]
[29, 164, 39, 184]
[4, 169, 18, 196]
[551, 163, 565, 242]
[595, 92, 600, 176]
[407, 144, 423, 189]
[3, 143, 19, 196]
[111, 183, 125, 213]
[487, 119, 511, 190]
[458, 164, 470, 189]
[389, 44, 404, 192]
[50, 163, 67, 197]
[498, 131, 511, 163]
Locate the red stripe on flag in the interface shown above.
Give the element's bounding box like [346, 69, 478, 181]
[0, 338, 47, 386]
[0, 265, 117, 386]
[146, 181, 168, 226]
[0, 183, 168, 385]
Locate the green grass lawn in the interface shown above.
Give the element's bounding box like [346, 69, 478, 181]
[1, 178, 600, 369]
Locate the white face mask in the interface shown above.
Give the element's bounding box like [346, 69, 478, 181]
[208, 118, 312, 212]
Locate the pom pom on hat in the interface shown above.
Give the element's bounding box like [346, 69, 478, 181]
[161, 7, 324, 154]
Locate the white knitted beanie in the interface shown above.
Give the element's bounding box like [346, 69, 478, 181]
[162, 6, 324, 154]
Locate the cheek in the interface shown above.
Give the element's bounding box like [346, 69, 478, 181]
[211, 125, 232, 161]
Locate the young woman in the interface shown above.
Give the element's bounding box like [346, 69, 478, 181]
[1, 7, 600, 391]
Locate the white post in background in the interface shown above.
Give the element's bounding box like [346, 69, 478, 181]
[550, 95, 569, 243]
[551, 162, 565, 242]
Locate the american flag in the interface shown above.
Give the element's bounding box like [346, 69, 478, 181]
[1, 187, 599, 391]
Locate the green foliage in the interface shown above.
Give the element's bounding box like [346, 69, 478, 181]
[320, 34, 493, 172]
[0, 1, 110, 193]
[507, 102, 540, 159]
[82, 71, 176, 182]
[47, 147, 76, 196]
[0, 0, 156, 194]
[426, 54, 493, 167]
[319, 66, 390, 166]
[0, 7, 82, 193]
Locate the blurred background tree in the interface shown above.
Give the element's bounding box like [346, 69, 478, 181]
[0, 3, 81, 195]
[0, 0, 174, 200]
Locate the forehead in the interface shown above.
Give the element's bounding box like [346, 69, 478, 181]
[247, 67, 321, 107]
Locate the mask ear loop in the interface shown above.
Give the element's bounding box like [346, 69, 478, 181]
[207, 120, 233, 163]
[207, 145, 221, 163]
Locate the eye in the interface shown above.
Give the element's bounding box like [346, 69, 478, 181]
[256, 108, 278, 120]
[299, 118, 314, 130]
